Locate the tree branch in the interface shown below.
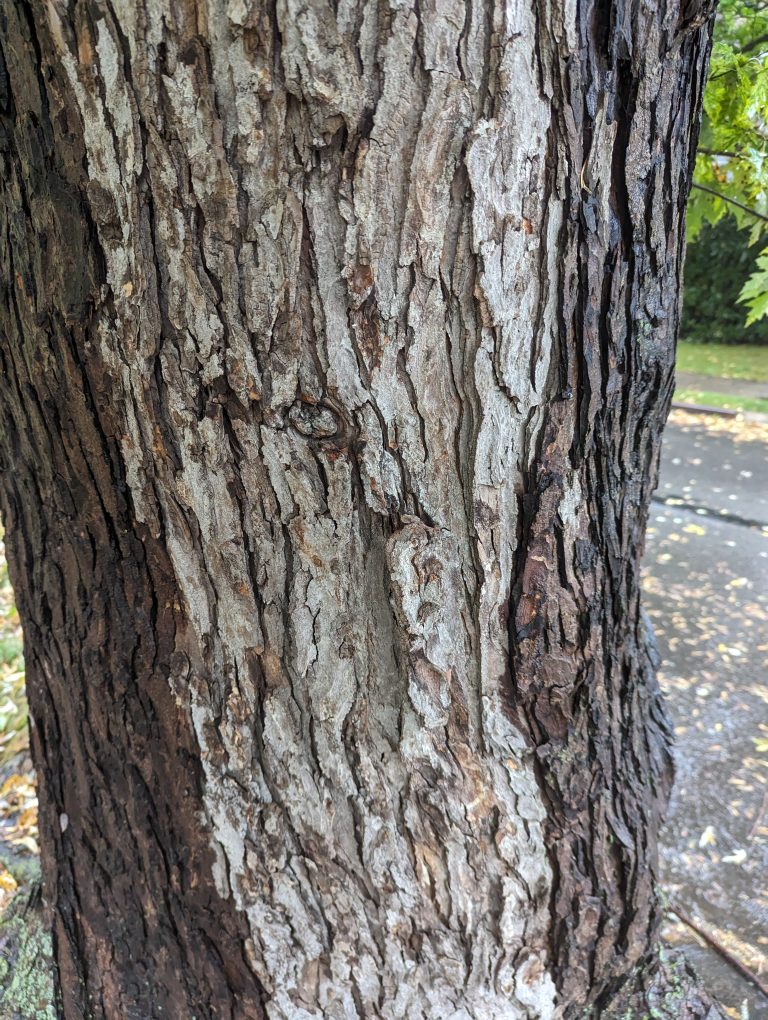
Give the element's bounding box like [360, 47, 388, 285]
[697, 147, 744, 158]
[691, 182, 768, 223]
[668, 904, 768, 1001]
[739, 31, 768, 54]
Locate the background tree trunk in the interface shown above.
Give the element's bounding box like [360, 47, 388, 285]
[0, 1, 713, 1017]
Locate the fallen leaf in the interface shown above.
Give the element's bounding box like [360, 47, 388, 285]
[0, 867, 17, 893]
[699, 825, 717, 848]
[683, 523, 707, 536]
[722, 848, 747, 864]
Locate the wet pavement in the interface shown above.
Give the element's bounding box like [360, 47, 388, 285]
[657, 416, 768, 523]
[644, 411, 768, 1020]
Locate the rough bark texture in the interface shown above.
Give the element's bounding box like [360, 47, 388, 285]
[0, 1, 712, 1018]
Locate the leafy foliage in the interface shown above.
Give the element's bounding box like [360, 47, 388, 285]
[689, 0, 768, 326]
[683, 219, 768, 343]
[739, 244, 768, 323]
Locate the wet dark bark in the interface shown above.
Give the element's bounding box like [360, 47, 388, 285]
[0, 8, 265, 1017]
[0, 1, 714, 1018]
[510, 4, 714, 1013]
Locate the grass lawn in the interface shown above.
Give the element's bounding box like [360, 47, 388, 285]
[674, 387, 768, 415]
[676, 342, 768, 383]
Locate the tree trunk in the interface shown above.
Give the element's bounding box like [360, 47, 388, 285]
[0, 1, 713, 1017]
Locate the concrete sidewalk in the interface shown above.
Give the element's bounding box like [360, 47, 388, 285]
[646, 415, 768, 1019]
[657, 417, 768, 525]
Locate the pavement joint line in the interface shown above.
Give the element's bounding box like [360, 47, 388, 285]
[651, 494, 768, 532]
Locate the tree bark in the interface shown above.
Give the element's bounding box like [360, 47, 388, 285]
[0, 1, 713, 1017]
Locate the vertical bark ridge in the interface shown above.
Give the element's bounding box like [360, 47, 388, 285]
[0, 5, 266, 1017]
[509, 2, 713, 1013]
[2, 1, 566, 1015]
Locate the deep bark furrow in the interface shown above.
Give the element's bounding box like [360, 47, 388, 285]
[509, 4, 712, 1013]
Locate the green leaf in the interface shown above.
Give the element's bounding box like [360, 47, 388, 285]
[738, 247, 768, 324]
[690, 4, 768, 328]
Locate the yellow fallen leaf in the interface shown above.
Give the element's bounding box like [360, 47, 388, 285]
[683, 523, 706, 536]
[699, 825, 716, 847]
[0, 868, 17, 893]
[0, 773, 26, 798]
[16, 806, 38, 828]
[11, 835, 39, 854]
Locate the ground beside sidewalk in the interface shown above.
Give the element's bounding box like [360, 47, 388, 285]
[675, 342, 768, 415]
[647, 409, 768, 1020]
[676, 344, 768, 384]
